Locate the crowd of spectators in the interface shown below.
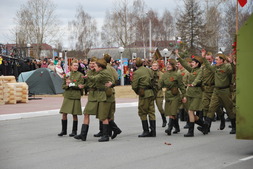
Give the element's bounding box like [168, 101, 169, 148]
[0, 55, 157, 86]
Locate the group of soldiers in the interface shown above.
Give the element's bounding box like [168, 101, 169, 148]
[131, 49, 236, 137]
[58, 55, 121, 142]
[57, 48, 236, 142]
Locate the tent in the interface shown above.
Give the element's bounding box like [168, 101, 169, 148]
[20, 68, 64, 95]
[18, 70, 35, 82]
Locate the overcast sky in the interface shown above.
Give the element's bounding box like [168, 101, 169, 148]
[0, 0, 183, 48]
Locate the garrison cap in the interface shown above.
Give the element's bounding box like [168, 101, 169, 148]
[96, 58, 107, 68]
[216, 53, 227, 61]
[103, 53, 111, 63]
[90, 56, 97, 62]
[192, 55, 203, 64]
[184, 57, 192, 62]
[136, 57, 143, 67]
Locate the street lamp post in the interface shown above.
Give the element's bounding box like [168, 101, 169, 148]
[52, 45, 55, 61]
[149, 18, 152, 60]
[27, 43, 31, 57]
[118, 47, 124, 86]
[163, 48, 169, 66]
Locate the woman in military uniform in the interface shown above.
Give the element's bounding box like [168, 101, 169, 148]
[58, 59, 84, 137]
[87, 58, 114, 142]
[151, 61, 167, 127]
[74, 57, 98, 141]
[176, 50, 208, 137]
[159, 59, 186, 136]
[93, 54, 122, 140]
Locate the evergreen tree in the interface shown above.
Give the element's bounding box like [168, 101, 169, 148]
[176, 0, 204, 55]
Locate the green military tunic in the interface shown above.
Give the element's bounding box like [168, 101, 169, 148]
[84, 69, 98, 115]
[131, 66, 155, 121]
[178, 57, 202, 111]
[177, 68, 189, 110]
[106, 63, 118, 120]
[201, 64, 215, 116]
[159, 70, 186, 116]
[60, 71, 84, 115]
[202, 57, 235, 119]
[88, 68, 113, 121]
[153, 70, 165, 115]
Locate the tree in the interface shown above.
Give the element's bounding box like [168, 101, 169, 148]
[14, 0, 60, 58]
[100, 0, 139, 58]
[176, 0, 204, 54]
[221, 0, 252, 53]
[160, 9, 175, 41]
[200, 3, 222, 54]
[68, 6, 98, 57]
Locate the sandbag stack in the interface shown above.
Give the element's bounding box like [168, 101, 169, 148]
[0, 76, 28, 104]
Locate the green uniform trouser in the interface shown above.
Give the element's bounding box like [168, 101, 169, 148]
[202, 91, 212, 117]
[155, 97, 165, 115]
[207, 88, 235, 119]
[138, 97, 155, 121]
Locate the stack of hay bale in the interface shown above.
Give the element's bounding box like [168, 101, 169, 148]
[0, 76, 28, 105]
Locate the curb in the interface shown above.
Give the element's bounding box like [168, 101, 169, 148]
[0, 102, 138, 121]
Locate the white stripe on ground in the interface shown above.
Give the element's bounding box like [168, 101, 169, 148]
[0, 102, 138, 121]
[240, 155, 253, 161]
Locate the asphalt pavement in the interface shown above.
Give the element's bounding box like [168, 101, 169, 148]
[0, 104, 253, 169]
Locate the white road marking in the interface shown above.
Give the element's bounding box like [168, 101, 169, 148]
[240, 155, 253, 161]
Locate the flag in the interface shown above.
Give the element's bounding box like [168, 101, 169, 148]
[238, 0, 247, 7]
[153, 48, 162, 60]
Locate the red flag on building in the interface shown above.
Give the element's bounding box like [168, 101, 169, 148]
[238, 0, 247, 7]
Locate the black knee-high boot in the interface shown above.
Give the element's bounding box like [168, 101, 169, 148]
[58, 119, 67, 136]
[230, 118, 236, 134]
[161, 113, 167, 127]
[98, 124, 110, 142]
[173, 118, 180, 134]
[138, 120, 150, 137]
[109, 120, 122, 139]
[149, 120, 156, 137]
[74, 124, 89, 141]
[195, 118, 208, 135]
[94, 121, 103, 137]
[69, 120, 78, 137]
[165, 118, 174, 135]
[179, 109, 185, 121]
[196, 111, 203, 121]
[219, 113, 225, 130]
[184, 122, 194, 137]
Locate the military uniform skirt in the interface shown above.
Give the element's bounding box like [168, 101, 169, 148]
[187, 96, 202, 111]
[84, 101, 98, 115]
[97, 101, 114, 121]
[165, 98, 180, 116]
[60, 98, 82, 115]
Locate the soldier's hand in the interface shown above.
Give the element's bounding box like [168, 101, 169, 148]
[105, 81, 112, 87]
[182, 97, 187, 103]
[175, 49, 180, 58]
[78, 84, 84, 89]
[201, 49, 206, 57]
